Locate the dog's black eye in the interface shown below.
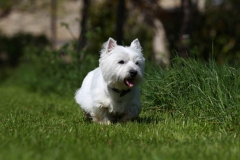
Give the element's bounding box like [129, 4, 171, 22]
[118, 60, 125, 64]
[135, 62, 139, 65]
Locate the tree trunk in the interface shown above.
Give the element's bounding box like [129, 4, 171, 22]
[152, 18, 170, 66]
[178, 0, 192, 58]
[78, 0, 89, 53]
[115, 0, 125, 45]
[50, 0, 57, 49]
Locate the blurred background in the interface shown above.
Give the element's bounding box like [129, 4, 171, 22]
[0, 0, 239, 95]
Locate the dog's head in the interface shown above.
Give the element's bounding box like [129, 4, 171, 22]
[99, 38, 145, 90]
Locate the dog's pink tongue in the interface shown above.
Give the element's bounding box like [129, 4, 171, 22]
[125, 79, 134, 87]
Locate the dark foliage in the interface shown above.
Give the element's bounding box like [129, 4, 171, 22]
[191, 0, 240, 63]
[0, 33, 49, 67]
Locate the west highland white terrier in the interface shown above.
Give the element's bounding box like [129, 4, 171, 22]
[75, 38, 145, 124]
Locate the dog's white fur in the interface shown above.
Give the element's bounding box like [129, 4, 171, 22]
[75, 38, 145, 124]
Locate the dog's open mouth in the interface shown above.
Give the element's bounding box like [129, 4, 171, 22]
[124, 78, 134, 88]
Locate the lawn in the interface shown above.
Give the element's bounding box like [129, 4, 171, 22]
[0, 58, 239, 160]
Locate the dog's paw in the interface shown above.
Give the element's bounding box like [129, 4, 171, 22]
[98, 120, 111, 125]
[92, 116, 112, 125]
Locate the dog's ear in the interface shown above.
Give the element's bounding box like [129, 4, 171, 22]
[130, 39, 142, 51]
[105, 38, 117, 53]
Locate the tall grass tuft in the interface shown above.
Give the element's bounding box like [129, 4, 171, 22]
[142, 58, 240, 127]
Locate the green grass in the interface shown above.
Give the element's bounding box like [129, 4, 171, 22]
[0, 58, 239, 160]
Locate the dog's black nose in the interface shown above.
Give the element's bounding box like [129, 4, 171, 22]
[129, 70, 137, 77]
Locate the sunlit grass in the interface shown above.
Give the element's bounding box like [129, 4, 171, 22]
[0, 58, 239, 160]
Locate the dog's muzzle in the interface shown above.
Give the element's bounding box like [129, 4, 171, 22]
[124, 70, 137, 88]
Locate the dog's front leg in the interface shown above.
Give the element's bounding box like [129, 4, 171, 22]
[92, 107, 114, 125]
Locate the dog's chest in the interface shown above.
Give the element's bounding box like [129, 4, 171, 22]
[96, 87, 135, 113]
[111, 98, 130, 113]
[97, 98, 126, 113]
[99, 97, 128, 113]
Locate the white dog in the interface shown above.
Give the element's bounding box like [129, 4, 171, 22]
[75, 38, 145, 124]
